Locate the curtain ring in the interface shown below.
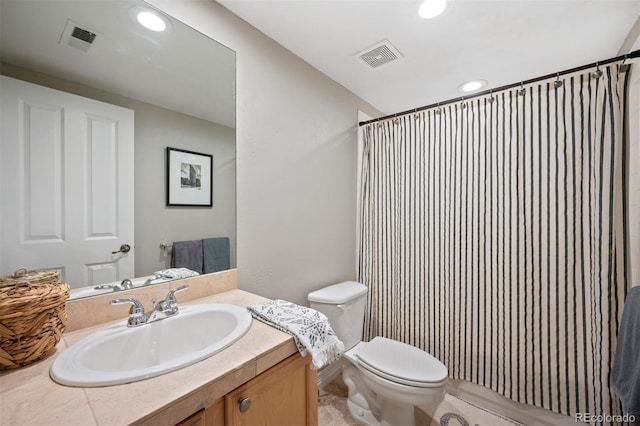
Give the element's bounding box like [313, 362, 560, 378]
[554, 73, 563, 88]
[435, 103, 441, 115]
[592, 62, 603, 79]
[488, 89, 495, 103]
[619, 54, 631, 73]
[517, 83, 526, 96]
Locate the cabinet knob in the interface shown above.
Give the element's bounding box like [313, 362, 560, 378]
[238, 397, 251, 413]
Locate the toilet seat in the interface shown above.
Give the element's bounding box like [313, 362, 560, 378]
[355, 337, 448, 388]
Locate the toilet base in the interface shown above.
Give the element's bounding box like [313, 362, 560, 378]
[342, 355, 444, 426]
[346, 396, 420, 426]
[343, 364, 380, 426]
[346, 395, 436, 426]
[346, 399, 379, 426]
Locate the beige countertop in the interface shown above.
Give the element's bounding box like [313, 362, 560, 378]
[0, 289, 298, 426]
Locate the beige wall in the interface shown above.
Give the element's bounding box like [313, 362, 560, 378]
[149, 0, 381, 305]
[0, 63, 237, 278]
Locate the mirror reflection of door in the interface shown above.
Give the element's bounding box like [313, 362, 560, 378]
[0, 0, 236, 296]
[1, 75, 135, 286]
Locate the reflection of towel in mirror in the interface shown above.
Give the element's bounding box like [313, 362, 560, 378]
[611, 285, 640, 417]
[154, 268, 199, 279]
[202, 237, 230, 273]
[247, 299, 345, 369]
[171, 240, 203, 274]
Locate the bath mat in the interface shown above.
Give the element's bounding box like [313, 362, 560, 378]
[431, 394, 524, 426]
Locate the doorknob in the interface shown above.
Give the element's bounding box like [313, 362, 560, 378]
[112, 244, 131, 254]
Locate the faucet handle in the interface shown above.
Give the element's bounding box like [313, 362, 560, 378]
[110, 298, 147, 326]
[165, 284, 189, 303]
[111, 298, 144, 313]
[157, 285, 189, 317]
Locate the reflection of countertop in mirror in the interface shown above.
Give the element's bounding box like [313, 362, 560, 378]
[0, 271, 298, 425]
[68, 275, 174, 300]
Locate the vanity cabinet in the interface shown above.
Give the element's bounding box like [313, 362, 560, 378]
[225, 353, 317, 425]
[176, 399, 224, 426]
[176, 353, 317, 426]
[176, 409, 206, 426]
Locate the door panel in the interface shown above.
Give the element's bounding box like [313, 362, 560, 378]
[23, 100, 65, 242]
[1, 75, 134, 288]
[88, 114, 119, 237]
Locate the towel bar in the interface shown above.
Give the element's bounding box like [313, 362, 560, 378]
[159, 243, 173, 250]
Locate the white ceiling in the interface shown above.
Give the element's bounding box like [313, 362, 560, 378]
[218, 0, 640, 116]
[0, 0, 236, 128]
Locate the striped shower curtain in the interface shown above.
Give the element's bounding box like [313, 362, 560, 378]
[357, 64, 631, 417]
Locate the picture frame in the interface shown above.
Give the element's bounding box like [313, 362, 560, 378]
[166, 147, 213, 207]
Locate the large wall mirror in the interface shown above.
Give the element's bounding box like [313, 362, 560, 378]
[0, 0, 236, 299]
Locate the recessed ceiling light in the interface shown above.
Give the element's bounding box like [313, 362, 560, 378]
[419, 0, 447, 19]
[458, 80, 488, 93]
[137, 11, 166, 31]
[130, 7, 171, 33]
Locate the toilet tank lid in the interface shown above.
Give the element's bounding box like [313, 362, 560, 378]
[308, 281, 367, 304]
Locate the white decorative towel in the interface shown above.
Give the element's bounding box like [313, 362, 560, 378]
[247, 299, 345, 369]
[154, 268, 200, 279]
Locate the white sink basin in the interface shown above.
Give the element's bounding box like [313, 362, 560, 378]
[50, 304, 252, 387]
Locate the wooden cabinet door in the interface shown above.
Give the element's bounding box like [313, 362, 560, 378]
[176, 398, 224, 426]
[176, 409, 205, 426]
[225, 354, 317, 426]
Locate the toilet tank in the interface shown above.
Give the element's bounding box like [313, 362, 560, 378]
[308, 281, 368, 351]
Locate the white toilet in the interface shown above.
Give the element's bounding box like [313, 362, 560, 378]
[308, 281, 447, 426]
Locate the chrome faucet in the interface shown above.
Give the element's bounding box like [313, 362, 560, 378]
[110, 284, 189, 327]
[93, 283, 120, 292]
[142, 274, 161, 286]
[110, 298, 148, 326]
[120, 278, 134, 289]
[147, 284, 189, 322]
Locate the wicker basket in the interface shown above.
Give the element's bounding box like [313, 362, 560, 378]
[0, 268, 70, 369]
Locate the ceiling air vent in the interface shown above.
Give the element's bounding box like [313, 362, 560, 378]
[354, 40, 403, 69]
[71, 27, 97, 44]
[59, 19, 99, 52]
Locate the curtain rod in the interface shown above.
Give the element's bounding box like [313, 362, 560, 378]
[359, 49, 640, 127]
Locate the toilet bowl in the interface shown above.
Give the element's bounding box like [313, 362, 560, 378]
[308, 281, 448, 426]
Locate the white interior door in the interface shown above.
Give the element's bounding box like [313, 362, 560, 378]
[0, 75, 134, 288]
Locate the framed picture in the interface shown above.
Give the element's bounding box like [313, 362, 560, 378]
[166, 147, 213, 207]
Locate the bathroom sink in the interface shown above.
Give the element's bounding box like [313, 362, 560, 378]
[50, 304, 252, 387]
